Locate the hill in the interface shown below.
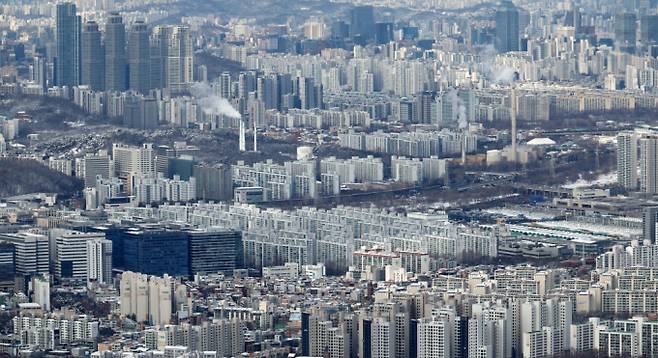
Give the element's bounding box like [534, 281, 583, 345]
[0, 159, 83, 198]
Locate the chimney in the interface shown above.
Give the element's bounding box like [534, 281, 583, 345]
[239, 119, 246, 152]
[510, 88, 517, 163]
[253, 120, 258, 152]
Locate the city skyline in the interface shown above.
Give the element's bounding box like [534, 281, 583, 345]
[2, 0, 658, 357]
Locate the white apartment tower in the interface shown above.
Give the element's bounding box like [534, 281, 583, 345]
[120, 271, 174, 326]
[641, 134, 658, 194]
[112, 143, 156, 179]
[120, 271, 149, 322]
[417, 317, 452, 358]
[32, 274, 51, 311]
[617, 132, 638, 190]
[371, 318, 395, 358]
[148, 275, 173, 326]
[86, 238, 112, 284]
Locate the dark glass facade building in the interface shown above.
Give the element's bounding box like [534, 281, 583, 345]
[55, 3, 81, 86]
[495, 1, 520, 52]
[81, 21, 104, 91]
[122, 228, 189, 277]
[350, 5, 375, 41]
[187, 229, 243, 276]
[0, 242, 15, 286]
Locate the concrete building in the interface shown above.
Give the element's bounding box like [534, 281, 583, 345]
[144, 319, 244, 355]
[0, 242, 14, 287]
[155, 202, 500, 273]
[193, 164, 233, 202]
[596, 240, 658, 272]
[152, 25, 194, 93]
[0, 230, 49, 276]
[86, 238, 113, 284]
[112, 143, 156, 180]
[13, 313, 99, 349]
[81, 150, 113, 188]
[54, 230, 105, 281]
[131, 173, 196, 204]
[640, 134, 658, 194]
[616, 132, 638, 190]
[120, 271, 174, 325]
[417, 316, 452, 358]
[320, 155, 384, 185]
[31, 274, 50, 311]
[187, 229, 242, 275]
[232, 159, 316, 201]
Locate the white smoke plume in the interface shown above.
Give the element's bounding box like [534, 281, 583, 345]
[190, 82, 241, 119]
[479, 44, 515, 85]
[492, 67, 515, 84]
[447, 89, 468, 129]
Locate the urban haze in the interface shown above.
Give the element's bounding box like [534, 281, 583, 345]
[0, 0, 657, 357]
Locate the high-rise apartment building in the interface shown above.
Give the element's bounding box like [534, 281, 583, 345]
[375, 22, 394, 45]
[144, 319, 244, 354]
[371, 318, 395, 358]
[298, 76, 323, 110]
[86, 238, 113, 284]
[640, 134, 658, 193]
[55, 3, 81, 86]
[82, 150, 113, 188]
[14, 313, 99, 348]
[641, 14, 658, 44]
[32, 274, 51, 311]
[32, 56, 48, 92]
[152, 25, 194, 93]
[643, 207, 658, 243]
[350, 5, 375, 41]
[112, 143, 156, 179]
[123, 96, 158, 130]
[520, 299, 573, 356]
[495, 1, 520, 52]
[469, 304, 513, 358]
[193, 164, 233, 202]
[130, 173, 196, 204]
[105, 13, 127, 92]
[119, 271, 173, 325]
[617, 132, 638, 190]
[615, 13, 638, 53]
[81, 21, 104, 91]
[417, 317, 452, 358]
[128, 20, 151, 93]
[219, 72, 232, 99]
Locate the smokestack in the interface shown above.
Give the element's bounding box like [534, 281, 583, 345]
[253, 120, 258, 152]
[510, 88, 517, 163]
[239, 119, 246, 152]
[461, 134, 467, 165]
